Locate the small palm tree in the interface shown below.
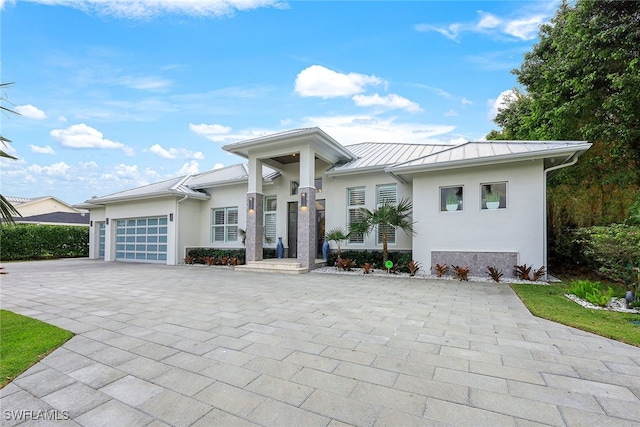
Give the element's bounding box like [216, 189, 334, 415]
[325, 227, 350, 256]
[1, 82, 21, 225]
[349, 198, 415, 264]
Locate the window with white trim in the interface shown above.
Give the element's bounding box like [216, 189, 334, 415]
[481, 182, 507, 210]
[441, 186, 463, 212]
[211, 207, 238, 243]
[264, 196, 277, 244]
[377, 184, 397, 244]
[347, 187, 365, 244]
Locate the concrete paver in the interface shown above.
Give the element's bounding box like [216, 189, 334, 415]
[1, 259, 640, 426]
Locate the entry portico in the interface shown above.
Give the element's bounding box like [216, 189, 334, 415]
[222, 128, 356, 268]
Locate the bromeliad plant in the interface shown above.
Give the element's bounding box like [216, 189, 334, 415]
[433, 263, 450, 277]
[453, 265, 470, 281]
[487, 266, 503, 282]
[408, 260, 421, 277]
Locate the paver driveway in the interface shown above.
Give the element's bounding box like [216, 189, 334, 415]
[1, 259, 639, 426]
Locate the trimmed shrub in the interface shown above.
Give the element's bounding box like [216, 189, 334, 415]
[0, 224, 89, 260]
[551, 224, 640, 284]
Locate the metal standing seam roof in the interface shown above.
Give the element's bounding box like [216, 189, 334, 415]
[326, 142, 453, 174]
[387, 140, 592, 171]
[186, 163, 280, 189]
[83, 175, 209, 204]
[81, 163, 282, 205]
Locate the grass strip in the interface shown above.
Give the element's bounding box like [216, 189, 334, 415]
[510, 283, 640, 348]
[0, 310, 73, 388]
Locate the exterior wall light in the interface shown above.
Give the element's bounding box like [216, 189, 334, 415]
[300, 192, 307, 208]
[169, 213, 174, 222]
[248, 196, 255, 211]
[106, 218, 109, 225]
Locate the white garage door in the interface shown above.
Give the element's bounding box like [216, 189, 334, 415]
[115, 217, 168, 262]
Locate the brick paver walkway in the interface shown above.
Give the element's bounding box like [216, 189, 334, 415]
[1, 259, 639, 426]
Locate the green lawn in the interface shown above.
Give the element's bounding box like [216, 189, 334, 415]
[0, 310, 73, 388]
[511, 283, 640, 347]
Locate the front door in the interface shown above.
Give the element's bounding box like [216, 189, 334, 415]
[287, 202, 297, 258]
[316, 199, 325, 258]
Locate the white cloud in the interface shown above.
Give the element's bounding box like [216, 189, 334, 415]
[504, 16, 546, 40]
[352, 93, 422, 112]
[487, 89, 517, 120]
[213, 163, 224, 170]
[300, 115, 455, 145]
[189, 122, 273, 143]
[27, 161, 71, 177]
[50, 123, 134, 156]
[461, 97, 473, 106]
[15, 104, 47, 120]
[116, 75, 172, 91]
[295, 65, 383, 98]
[30, 144, 56, 154]
[23, 0, 287, 19]
[148, 143, 204, 160]
[176, 160, 200, 176]
[416, 6, 552, 42]
[444, 110, 458, 117]
[477, 12, 501, 29]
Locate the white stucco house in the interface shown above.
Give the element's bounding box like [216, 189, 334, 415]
[78, 127, 591, 277]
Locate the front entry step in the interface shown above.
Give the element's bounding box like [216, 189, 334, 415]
[233, 259, 326, 274]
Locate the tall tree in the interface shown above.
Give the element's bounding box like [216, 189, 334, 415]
[349, 198, 415, 264]
[491, 0, 640, 173]
[488, 0, 640, 230]
[0, 83, 21, 225]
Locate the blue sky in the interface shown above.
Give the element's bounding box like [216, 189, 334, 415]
[0, 0, 559, 205]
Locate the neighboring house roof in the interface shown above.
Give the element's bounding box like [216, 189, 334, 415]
[387, 140, 592, 173]
[5, 195, 83, 214]
[326, 142, 452, 175]
[13, 211, 90, 226]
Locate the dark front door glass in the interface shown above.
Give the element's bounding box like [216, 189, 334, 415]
[288, 202, 297, 258]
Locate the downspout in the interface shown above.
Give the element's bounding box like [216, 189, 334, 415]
[175, 195, 189, 264]
[543, 154, 580, 281]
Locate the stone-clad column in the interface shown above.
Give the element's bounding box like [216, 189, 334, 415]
[246, 157, 263, 262]
[246, 193, 263, 262]
[297, 146, 316, 269]
[296, 187, 316, 269]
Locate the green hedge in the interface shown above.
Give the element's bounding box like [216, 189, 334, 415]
[185, 248, 276, 264]
[0, 224, 89, 261]
[551, 224, 640, 284]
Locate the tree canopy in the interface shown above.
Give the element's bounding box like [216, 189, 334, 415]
[488, 0, 640, 231]
[489, 0, 640, 185]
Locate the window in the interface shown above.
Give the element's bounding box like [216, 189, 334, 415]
[315, 177, 323, 193]
[377, 184, 397, 244]
[347, 187, 365, 243]
[264, 196, 277, 244]
[441, 186, 463, 212]
[481, 182, 507, 210]
[211, 207, 238, 242]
